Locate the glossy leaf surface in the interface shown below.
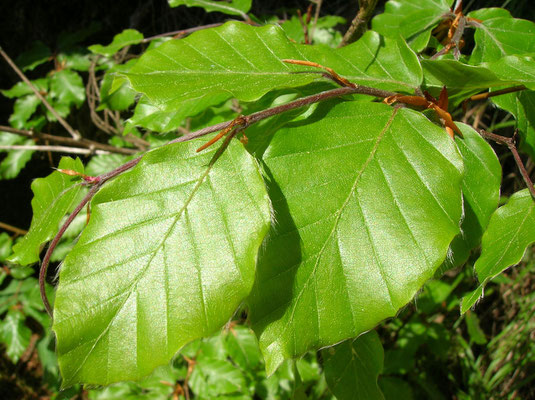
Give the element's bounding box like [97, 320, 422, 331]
[125, 23, 422, 131]
[9, 157, 85, 265]
[462, 190, 535, 312]
[470, 16, 535, 64]
[53, 139, 271, 386]
[323, 331, 384, 400]
[372, 0, 453, 51]
[248, 101, 463, 373]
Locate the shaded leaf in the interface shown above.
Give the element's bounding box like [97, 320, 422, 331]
[1, 78, 48, 99]
[225, 325, 262, 370]
[168, 0, 251, 18]
[8, 95, 41, 129]
[372, 0, 453, 52]
[89, 29, 144, 57]
[248, 101, 463, 373]
[0, 311, 31, 363]
[8, 157, 85, 265]
[470, 17, 535, 64]
[15, 41, 52, 71]
[53, 139, 271, 386]
[0, 138, 35, 180]
[98, 60, 138, 111]
[443, 124, 501, 269]
[0, 233, 12, 262]
[49, 70, 85, 108]
[323, 330, 384, 400]
[492, 88, 535, 160]
[189, 358, 248, 397]
[462, 189, 535, 312]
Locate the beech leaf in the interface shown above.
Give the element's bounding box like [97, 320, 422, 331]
[53, 139, 271, 386]
[248, 101, 463, 373]
[168, 0, 251, 18]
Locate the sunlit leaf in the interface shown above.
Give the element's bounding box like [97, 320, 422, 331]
[461, 189, 535, 312]
[53, 139, 271, 386]
[0, 311, 31, 363]
[372, 0, 453, 52]
[323, 331, 384, 400]
[248, 100, 463, 373]
[8, 157, 85, 265]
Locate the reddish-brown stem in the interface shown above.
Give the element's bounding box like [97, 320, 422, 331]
[0, 46, 81, 140]
[39, 83, 396, 316]
[466, 85, 527, 103]
[479, 129, 535, 199]
[339, 0, 379, 47]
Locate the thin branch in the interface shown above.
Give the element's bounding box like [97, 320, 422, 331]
[309, 0, 323, 41]
[0, 125, 139, 155]
[465, 85, 527, 103]
[0, 144, 112, 155]
[38, 82, 396, 316]
[0, 46, 81, 140]
[339, 0, 379, 47]
[0, 221, 28, 236]
[479, 129, 535, 199]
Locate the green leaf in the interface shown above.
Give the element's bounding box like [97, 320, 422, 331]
[89, 29, 144, 57]
[372, 0, 453, 52]
[1, 78, 48, 99]
[8, 95, 41, 129]
[0, 138, 35, 180]
[470, 17, 535, 64]
[323, 331, 384, 400]
[57, 51, 93, 71]
[15, 40, 52, 71]
[49, 70, 85, 108]
[443, 124, 501, 269]
[53, 139, 271, 386]
[281, 15, 345, 47]
[461, 189, 535, 312]
[248, 101, 463, 373]
[421, 59, 534, 102]
[225, 326, 262, 370]
[492, 88, 535, 160]
[126, 22, 421, 131]
[464, 311, 487, 345]
[0, 310, 31, 363]
[168, 0, 251, 18]
[189, 357, 248, 397]
[483, 55, 535, 90]
[0, 232, 13, 262]
[98, 60, 137, 111]
[8, 157, 85, 265]
[467, 8, 512, 21]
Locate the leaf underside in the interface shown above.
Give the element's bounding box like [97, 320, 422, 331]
[53, 139, 271, 386]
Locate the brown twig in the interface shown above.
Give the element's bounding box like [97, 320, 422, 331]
[0, 144, 112, 155]
[0, 221, 28, 236]
[339, 0, 379, 47]
[0, 46, 81, 140]
[0, 125, 138, 155]
[463, 86, 527, 112]
[309, 0, 323, 41]
[479, 129, 535, 199]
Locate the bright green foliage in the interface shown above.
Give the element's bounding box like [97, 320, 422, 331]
[323, 331, 384, 400]
[372, 0, 453, 51]
[0, 233, 12, 262]
[168, 0, 252, 18]
[446, 124, 501, 267]
[470, 15, 535, 64]
[281, 15, 345, 46]
[125, 23, 421, 132]
[98, 60, 138, 111]
[248, 101, 463, 373]
[8, 157, 85, 265]
[53, 139, 270, 386]
[0, 132, 34, 180]
[89, 29, 144, 57]
[462, 190, 535, 312]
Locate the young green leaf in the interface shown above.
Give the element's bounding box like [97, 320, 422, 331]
[461, 189, 535, 312]
[470, 16, 535, 64]
[372, 0, 453, 52]
[168, 0, 251, 18]
[0, 132, 35, 180]
[49, 70, 85, 108]
[53, 138, 271, 387]
[323, 331, 385, 400]
[125, 23, 421, 132]
[89, 29, 144, 57]
[248, 101, 463, 373]
[8, 157, 85, 265]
